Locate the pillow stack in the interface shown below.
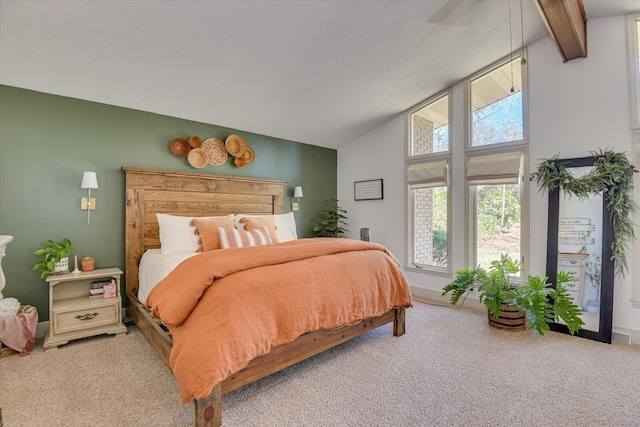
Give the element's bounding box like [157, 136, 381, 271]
[156, 212, 298, 253]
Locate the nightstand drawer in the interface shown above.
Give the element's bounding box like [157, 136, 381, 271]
[53, 300, 119, 334]
[559, 257, 585, 267]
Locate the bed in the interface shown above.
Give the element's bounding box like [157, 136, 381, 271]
[123, 167, 411, 426]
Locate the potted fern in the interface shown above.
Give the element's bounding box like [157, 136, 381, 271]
[32, 238, 75, 278]
[442, 254, 584, 336]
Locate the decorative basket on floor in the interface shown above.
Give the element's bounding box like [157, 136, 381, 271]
[487, 305, 526, 331]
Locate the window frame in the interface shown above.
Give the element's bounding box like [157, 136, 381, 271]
[406, 89, 453, 159]
[464, 52, 529, 151]
[464, 52, 529, 276]
[405, 89, 453, 274]
[627, 13, 640, 130]
[465, 144, 529, 275]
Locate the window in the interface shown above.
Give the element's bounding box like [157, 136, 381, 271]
[406, 90, 451, 271]
[469, 56, 524, 147]
[405, 53, 528, 275]
[410, 92, 449, 155]
[407, 160, 449, 269]
[467, 150, 524, 270]
[466, 54, 528, 273]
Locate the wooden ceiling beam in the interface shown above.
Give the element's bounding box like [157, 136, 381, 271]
[535, 0, 587, 62]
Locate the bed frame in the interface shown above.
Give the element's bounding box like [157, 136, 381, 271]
[123, 167, 406, 426]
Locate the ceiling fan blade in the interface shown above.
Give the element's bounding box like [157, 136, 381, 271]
[427, 0, 466, 24]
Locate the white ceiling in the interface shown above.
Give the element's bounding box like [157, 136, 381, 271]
[1, 0, 638, 150]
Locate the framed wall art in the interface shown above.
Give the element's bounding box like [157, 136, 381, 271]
[354, 179, 383, 201]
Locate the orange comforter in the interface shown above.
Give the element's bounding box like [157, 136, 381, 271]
[146, 238, 412, 403]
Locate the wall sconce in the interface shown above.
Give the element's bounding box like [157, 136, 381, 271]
[80, 171, 98, 225]
[292, 186, 303, 211]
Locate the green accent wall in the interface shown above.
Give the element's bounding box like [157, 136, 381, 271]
[0, 85, 337, 321]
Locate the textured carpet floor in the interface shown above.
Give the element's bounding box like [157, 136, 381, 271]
[1, 301, 639, 426]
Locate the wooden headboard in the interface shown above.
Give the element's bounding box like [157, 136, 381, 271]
[123, 167, 286, 299]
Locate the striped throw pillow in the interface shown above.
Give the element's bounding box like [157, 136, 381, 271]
[218, 226, 273, 249]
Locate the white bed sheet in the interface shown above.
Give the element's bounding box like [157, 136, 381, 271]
[137, 249, 198, 304]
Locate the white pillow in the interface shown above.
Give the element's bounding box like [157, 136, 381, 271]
[234, 212, 298, 242]
[156, 213, 234, 253]
[157, 214, 200, 253]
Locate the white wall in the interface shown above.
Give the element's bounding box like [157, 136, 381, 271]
[338, 15, 639, 339]
[338, 114, 405, 259]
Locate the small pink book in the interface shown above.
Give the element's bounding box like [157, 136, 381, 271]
[102, 282, 117, 299]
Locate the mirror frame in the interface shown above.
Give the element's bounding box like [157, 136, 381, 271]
[545, 156, 615, 344]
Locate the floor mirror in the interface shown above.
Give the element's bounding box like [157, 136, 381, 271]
[545, 156, 615, 343]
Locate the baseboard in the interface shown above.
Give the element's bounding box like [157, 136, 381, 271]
[409, 285, 640, 345]
[612, 327, 639, 345]
[36, 321, 48, 339]
[410, 285, 483, 311]
[33, 293, 640, 345]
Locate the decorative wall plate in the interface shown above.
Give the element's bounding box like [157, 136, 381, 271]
[188, 136, 202, 149]
[202, 138, 228, 166]
[170, 138, 190, 157]
[242, 147, 255, 163]
[187, 148, 208, 168]
[225, 134, 247, 156]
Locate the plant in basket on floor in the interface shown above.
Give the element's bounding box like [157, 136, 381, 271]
[442, 254, 584, 336]
[32, 238, 74, 278]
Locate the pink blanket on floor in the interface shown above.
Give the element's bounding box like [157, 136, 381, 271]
[0, 307, 38, 356]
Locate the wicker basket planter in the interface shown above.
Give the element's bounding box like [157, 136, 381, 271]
[487, 305, 525, 331]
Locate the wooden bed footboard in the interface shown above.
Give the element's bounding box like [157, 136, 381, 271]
[128, 293, 405, 427]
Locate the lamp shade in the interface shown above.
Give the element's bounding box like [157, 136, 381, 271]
[293, 186, 303, 198]
[81, 171, 99, 189]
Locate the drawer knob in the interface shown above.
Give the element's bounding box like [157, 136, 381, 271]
[75, 312, 99, 321]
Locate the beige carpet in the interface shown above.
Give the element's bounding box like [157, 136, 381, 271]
[1, 301, 639, 427]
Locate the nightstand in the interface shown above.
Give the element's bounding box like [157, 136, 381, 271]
[558, 252, 588, 309]
[44, 267, 127, 349]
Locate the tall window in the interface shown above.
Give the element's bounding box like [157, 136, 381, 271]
[470, 56, 524, 147]
[467, 150, 524, 270]
[408, 161, 449, 269]
[466, 54, 528, 272]
[407, 91, 451, 271]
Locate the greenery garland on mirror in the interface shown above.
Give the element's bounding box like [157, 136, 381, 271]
[530, 149, 638, 278]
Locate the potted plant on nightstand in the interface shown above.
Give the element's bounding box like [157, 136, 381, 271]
[32, 238, 75, 278]
[442, 254, 584, 336]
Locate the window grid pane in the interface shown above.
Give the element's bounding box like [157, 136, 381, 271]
[411, 95, 449, 156]
[413, 186, 447, 267]
[474, 184, 521, 270]
[471, 57, 523, 147]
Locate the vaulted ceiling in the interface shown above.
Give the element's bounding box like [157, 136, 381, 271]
[1, 1, 638, 149]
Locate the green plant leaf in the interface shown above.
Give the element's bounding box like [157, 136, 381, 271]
[551, 285, 585, 335]
[442, 269, 478, 305]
